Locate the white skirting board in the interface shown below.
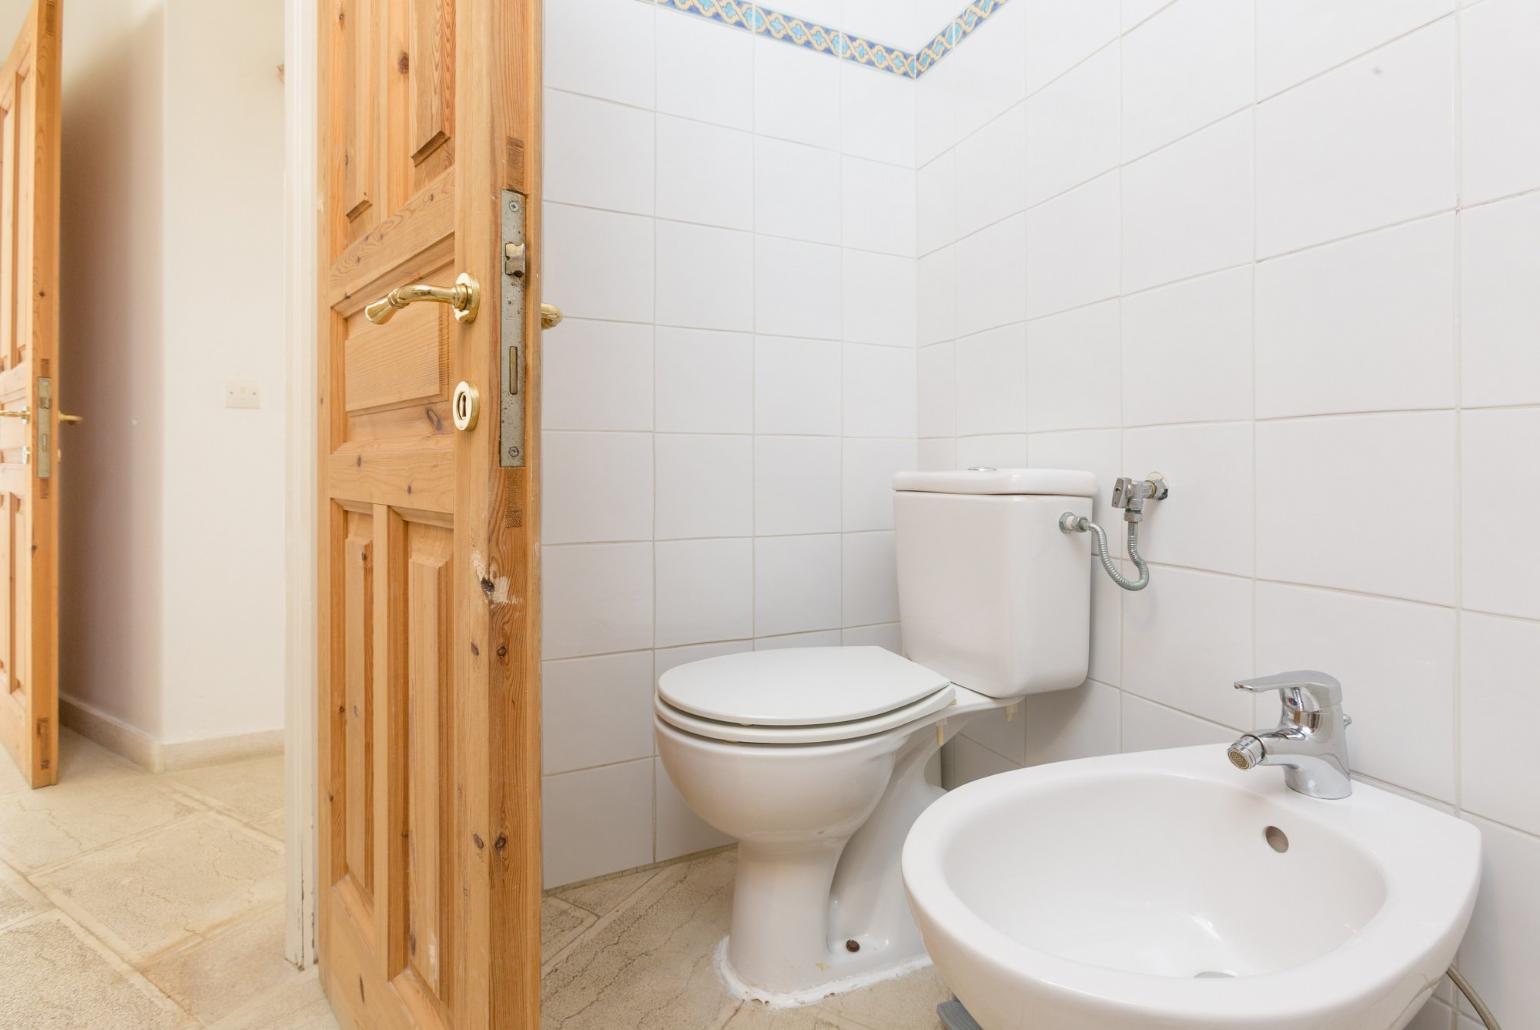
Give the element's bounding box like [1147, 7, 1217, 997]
[59, 695, 283, 773]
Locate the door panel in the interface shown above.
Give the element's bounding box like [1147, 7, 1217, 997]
[0, 0, 60, 789]
[317, 0, 542, 1025]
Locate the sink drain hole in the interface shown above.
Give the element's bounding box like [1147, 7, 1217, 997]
[1264, 825, 1289, 853]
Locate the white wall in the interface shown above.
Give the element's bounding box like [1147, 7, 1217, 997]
[913, 1, 1539, 1026]
[540, 0, 921, 887]
[21, 0, 287, 752]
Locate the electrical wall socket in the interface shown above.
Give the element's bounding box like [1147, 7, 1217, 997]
[224, 381, 260, 410]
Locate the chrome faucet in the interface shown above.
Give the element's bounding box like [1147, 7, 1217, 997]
[1226, 671, 1352, 799]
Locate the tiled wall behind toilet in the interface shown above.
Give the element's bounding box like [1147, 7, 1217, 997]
[540, 0, 923, 889]
[910, 1, 1540, 1026]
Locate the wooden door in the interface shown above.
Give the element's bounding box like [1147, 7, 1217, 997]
[0, 0, 60, 790]
[316, 0, 543, 1026]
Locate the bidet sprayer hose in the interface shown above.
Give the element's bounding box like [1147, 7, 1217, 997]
[1060, 514, 1151, 592]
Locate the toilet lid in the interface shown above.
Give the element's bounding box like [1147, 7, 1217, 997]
[657, 646, 952, 728]
[655, 687, 956, 744]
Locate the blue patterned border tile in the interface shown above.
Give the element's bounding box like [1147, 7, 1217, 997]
[640, 0, 1010, 79]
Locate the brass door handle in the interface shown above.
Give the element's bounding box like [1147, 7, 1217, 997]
[540, 303, 563, 329]
[0, 408, 28, 422]
[60, 413, 82, 424]
[365, 272, 481, 325]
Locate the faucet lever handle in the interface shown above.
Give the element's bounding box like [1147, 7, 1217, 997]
[1234, 670, 1342, 712]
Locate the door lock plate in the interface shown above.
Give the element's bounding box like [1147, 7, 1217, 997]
[452, 381, 480, 431]
[499, 192, 528, 467]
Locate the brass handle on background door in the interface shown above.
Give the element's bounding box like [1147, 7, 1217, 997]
[60, 413, 82, 424]
[0, 408, 28, 422]
[365, 272, 481, 325]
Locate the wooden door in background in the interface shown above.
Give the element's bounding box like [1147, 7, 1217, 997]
[0, 0, 61, 790]
[316, 0, 544, 1025]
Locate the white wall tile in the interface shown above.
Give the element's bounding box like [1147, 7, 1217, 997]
[543, 432, 654, 544]
[956, 434, 1028, 469]
[1026, 301, 1121, 432]
[1023, 680, 1122, 766]
[942, 734, 1017, 788]
[917, 245, 957, 345]
[544, 203, 655, 323]
[843, 531, 900, 626]
[917, 342, 956, 439]
[543, 760, 653, 887]
[1460, 613, 1540, 835]
[844, 344, 917, 437]
[542, 651, 655, 775]
[1021, 0, 1119, 96]
[1256, 0, 1452, 98]
[755, 534, 843, 636]
[1457, 817, 1540, 1026]
[1124, 422, 1254, 577]
[1122, 113, 1253, 293]
[1121, 0, 1253, 160]
[960, 705, 1027, 765]
[654, 327, 754, 434]
[955, 214, 1028, 336]
[1088, 561, 1123, 685]
[1122, 0, 1173, 31]
[1256, 583, 1457, 802]
[1256, 413, 1458, 605]
[755, 336, 842, 436]
[654, 434, 754, 540]
[1461, 0, 1540, 204]
[846, 0, 937, 50]
[842, 623, 902, 652]
[544, 319, 654, 432]
[941, 0, 1029, 138]
[843, 250, 917, 347]
[917, 436, 957, 471]
[917, 151, 956, 255]
[544, 90, 654, 214]
[655, 538, 754, 647]
[1121, 266, 1253, 426]
[756, 237, 843, 339]
[546, 0, 655, 108]
[955, 104, 1028, 239]
[1256, 22, 1456, 257]
[1122, 566, 1254, 728]
[840, 64, 915, 166]
[1256, 215, 1456, 418]
[1461, 194, 1540, 408]
[755, 36, 841, 148]
[543, 543, 653, 659]
[1121, 694, 1238, 752]
[656, 221, 755, 331]
[954, 323, 1028, 436]
[756, 137, 842, 244]
[654, 757, 733, 861]
[657, 10, 752, 129]
[1025, 173, 1121, 318]
[1023, 46, 1120, 209]
[656, 116, 755, 230]
[843, 158, 917, 256]
[755, 436, 843, 535]
[1463, 408, 1540, 621]
[843, 437, 916, 531]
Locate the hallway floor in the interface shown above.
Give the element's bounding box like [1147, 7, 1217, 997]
[0, 730, 332, 1029]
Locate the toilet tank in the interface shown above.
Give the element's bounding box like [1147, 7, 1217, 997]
[893, 468, 1096, 699]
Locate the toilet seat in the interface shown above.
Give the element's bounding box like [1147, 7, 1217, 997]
[655, 646, 956, 745]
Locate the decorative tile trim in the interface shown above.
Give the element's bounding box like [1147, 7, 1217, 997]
[641, 0, 1011, 79]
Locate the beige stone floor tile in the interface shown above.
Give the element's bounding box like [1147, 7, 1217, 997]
[255, 807, 286, 841]
[541, 895, 597, 958]
[554, 861, 665, 918]
[817, 965, 950, 1029]
[0, 729, 143, 800]
[0, 856, 51, 930]
[0, 770, 203, 873]
[206, 971, 341, 1030]
[142, 904, 308, 1026]
[717, 1001, 875, 1029]
[0, 910, 194, 1029]
[163, 754, 284, 829]
[33, 810, 284, 963]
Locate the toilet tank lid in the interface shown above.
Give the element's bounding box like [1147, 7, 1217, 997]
[893, 467, 1096, 497]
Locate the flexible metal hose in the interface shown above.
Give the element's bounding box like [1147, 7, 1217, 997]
[1063, 515, 1150, 591]
[1448, 967, 1502, 1029]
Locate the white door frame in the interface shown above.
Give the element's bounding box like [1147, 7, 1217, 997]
[281, 0, 319, 971]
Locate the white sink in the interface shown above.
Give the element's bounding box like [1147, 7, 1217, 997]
[902, 746, 1481, 1030]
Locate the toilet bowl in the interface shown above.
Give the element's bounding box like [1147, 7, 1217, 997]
[656, 647, 1005, 1001]
[655, 468, 1099, 1003]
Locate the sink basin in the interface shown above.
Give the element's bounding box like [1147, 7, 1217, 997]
[902, 746, 1480, 1030]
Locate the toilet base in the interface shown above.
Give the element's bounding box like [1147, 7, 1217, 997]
[715, 937, 934, 1008]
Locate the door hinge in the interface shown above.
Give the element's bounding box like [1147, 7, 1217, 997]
[36, 717, 50, 770]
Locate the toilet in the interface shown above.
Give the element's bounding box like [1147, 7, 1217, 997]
[654, 468, 1097, 1002]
